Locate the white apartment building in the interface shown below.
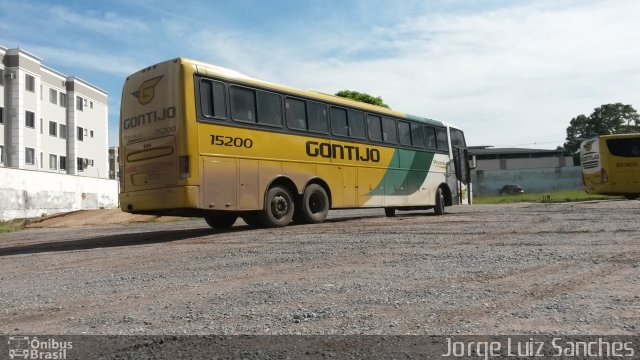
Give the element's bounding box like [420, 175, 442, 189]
[0, 44, 108, 178]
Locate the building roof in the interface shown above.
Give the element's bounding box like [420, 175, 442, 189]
[469, 146, 563, 155]
[469, 146, 565, 159]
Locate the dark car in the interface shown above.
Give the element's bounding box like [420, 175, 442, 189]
[498, 184, 524, 195]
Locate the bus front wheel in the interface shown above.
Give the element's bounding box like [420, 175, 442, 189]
[204, 214, 238, 229]
[260, 186, 294, 227]
[296, 184, 329, 224]
[384, 207, 396, 217]
[434, 187, 445, 215]
[624, 194, 639, 200]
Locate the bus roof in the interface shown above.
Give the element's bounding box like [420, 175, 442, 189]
[173, 58, 448, 128]
[597, 133, 640, 140]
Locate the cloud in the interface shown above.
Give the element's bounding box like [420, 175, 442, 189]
[208, 0, 640, 147]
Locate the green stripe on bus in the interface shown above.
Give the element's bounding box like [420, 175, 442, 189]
[368, 149, 434, 196]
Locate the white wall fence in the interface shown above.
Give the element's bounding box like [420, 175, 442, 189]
[0, 167, 118, 221]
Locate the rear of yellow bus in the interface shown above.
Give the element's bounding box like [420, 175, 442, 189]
[581, 134, 640, 199]
[119, 59, 199, 215]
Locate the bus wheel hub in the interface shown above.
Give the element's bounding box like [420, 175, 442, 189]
[272, 196, 288, 218]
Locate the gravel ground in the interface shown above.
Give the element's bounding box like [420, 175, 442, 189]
[0, 201, 638, 335]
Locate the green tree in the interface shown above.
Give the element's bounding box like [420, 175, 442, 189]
[563, 103, 640, 154]
[335, 90, 390, 108]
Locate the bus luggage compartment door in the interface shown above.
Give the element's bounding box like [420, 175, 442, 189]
[202, 157, 238, 210]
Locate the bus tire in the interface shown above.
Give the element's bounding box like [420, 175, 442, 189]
[241, 212, 263, 228]
[204, 214, 238, 229]
[434, 187, 445, 215]
[624, 194, 639, 200]
[297, 184, 329, 224]
[260, 185, 294, 227]
[384, 207, 396, 217]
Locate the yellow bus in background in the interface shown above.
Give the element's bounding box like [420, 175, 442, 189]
[580, 133, 640, 200]
[119, 58, 473, 228]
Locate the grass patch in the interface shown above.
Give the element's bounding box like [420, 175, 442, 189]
[474, 189, 623, 204]
[0, 219, 28, 233]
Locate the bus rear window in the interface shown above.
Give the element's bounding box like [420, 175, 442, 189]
[606, 138, 640, 157]
[200, 79, 226, 119]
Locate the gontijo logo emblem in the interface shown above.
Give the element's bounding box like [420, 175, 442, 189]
[132, 75, 163, 105]
[583, 139, 596, 152]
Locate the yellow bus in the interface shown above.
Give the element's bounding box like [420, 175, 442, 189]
[119, 58, 474, 228]
[580, 133, 640, 200]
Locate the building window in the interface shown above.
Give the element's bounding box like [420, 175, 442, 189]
[77, 157, 84, 172]
[59, 124, 67, 139]
[0, 145, 4, 163]
[49, 121, 57, 136]
[40, 152, 43, 167]
[25, 111, 35, 128]
[59, 93, 67, 107]
[49, 89, 58, 105]
[40, 118, 43, 134]
[49, 154, 58, 170]
[90, 130, 94, 138]
[0, 69, 4, 86]
[60, 156, 67, 170]
[76, 96, 83, 111]
[90, 101, 93, 109]
[0, 107, 4, 124]
[77, 126, 84, 141]
[25, 74, 35, 92]
[25, 148, 35, 165]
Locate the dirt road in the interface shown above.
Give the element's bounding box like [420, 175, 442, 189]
[0, 201, 638, 335]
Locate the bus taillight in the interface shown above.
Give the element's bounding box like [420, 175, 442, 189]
[600, 168, 608, 184]
[179, 155, 190, 179]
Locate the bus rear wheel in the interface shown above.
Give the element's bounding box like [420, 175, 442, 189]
[624, 194, 639, 200]
[296, 184, 329, 224]
[204, 214, 238, 229]
[260, 186, 294, 227]
[384, 207, 396, 217]
[434, 187, 445, 215]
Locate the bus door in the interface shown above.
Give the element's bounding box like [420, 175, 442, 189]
[452, 147, 471, 204]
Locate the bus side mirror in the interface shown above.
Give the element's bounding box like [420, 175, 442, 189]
[469, 154, 477, 169]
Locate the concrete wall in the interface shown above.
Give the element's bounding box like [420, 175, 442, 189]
[0, 167, 118, 220]
[476, 156, 574, 171]
[472, 166, 583, 196]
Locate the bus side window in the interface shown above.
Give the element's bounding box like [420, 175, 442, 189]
[348, 110, 366, 139]
[435, 128, 448, 151]
[398, 121, 411, 146]
[256, 91, 282, 127]
[285, 97, 307, 130]
[330, 107, 348, 137]
[367, 115, 382, 142]
[230, 86, 256, 123]
[381, 117, 398, 144]
[200, 79, 226, 119]
[411, 123, 425, 148]
[308, 101, 328, 133]
[425, 126, 437, 148]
